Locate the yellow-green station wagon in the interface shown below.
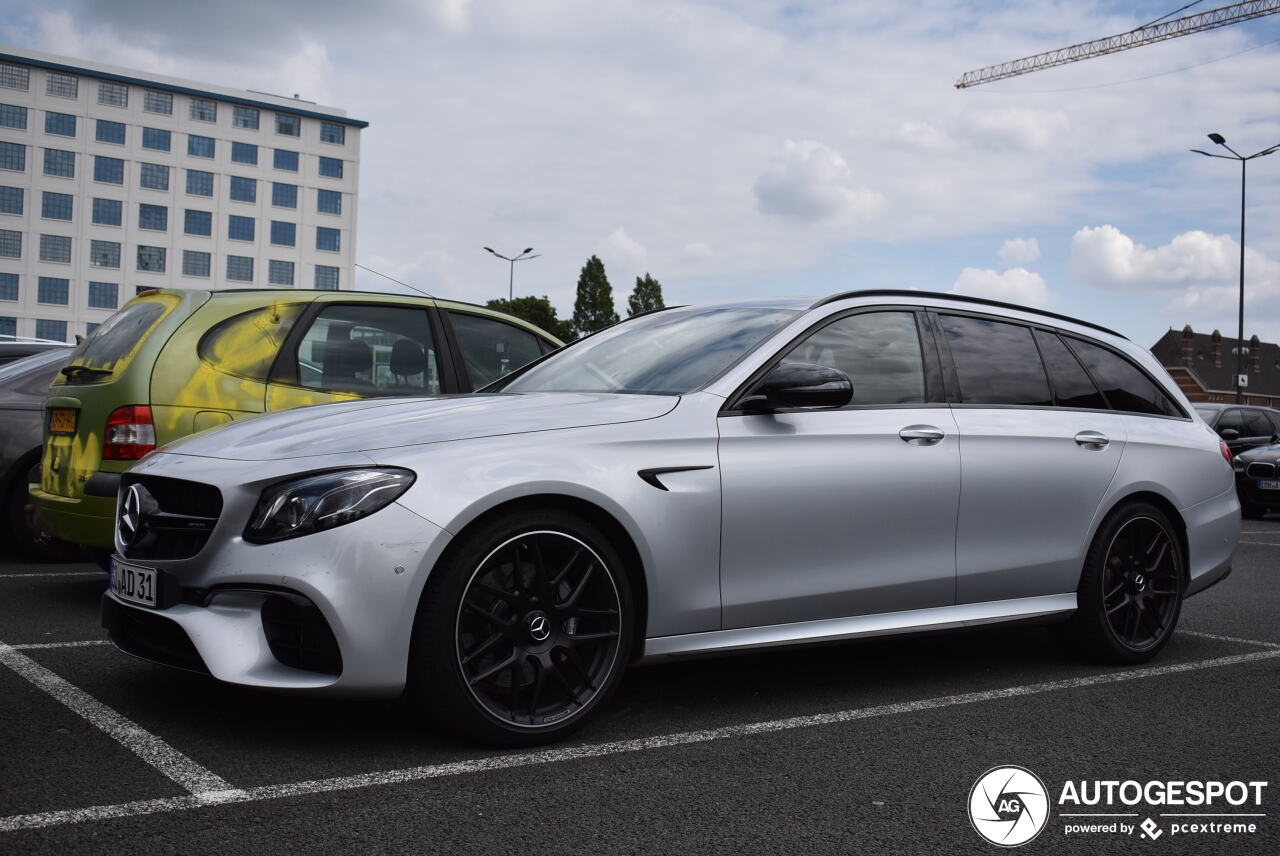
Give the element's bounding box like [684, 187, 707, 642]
[33, 288, 562, 556]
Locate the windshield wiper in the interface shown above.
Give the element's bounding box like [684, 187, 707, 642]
[60, 365, 113, 380]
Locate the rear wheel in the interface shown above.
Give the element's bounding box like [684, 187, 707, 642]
[1061, 502, 1184, 664]
[410, 509, 633, 746]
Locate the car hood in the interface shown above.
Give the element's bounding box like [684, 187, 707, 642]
[1238, 443, 1280, 463]
[160, 392, 680, 460]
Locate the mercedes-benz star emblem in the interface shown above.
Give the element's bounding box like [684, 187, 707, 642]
[527, 614, 551, 642]
[118, 484, 152, 548]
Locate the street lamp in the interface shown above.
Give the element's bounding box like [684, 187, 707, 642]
[483, 246, 540, 301]
[1190, 134, 1279, 404]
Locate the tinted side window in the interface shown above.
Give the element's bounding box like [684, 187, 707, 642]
[1216, 409, 1245, 433]
[1242, 409, 1273, 437]
[939, 315, 1050, 406]
[198, 303, 305, 381]
[295, 304, 440, 395]
[1034, 330, 1107, 410]
[781, 311, 925, 405]
[449, 312, 544, 387]
[1066, 338, 1182, 417]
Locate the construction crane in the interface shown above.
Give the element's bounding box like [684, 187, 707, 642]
[956, 0, 1280, 88]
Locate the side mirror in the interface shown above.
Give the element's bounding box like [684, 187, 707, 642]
[741, 363, 853, 412]
[1219, 428, 1240, 441]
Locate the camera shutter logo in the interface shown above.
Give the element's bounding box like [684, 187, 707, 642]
[968, 766, 1050, 847]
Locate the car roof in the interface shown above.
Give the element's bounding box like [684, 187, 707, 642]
[1193, 403, 1280, 412]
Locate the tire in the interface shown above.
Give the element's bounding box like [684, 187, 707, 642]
[3, 463, 78, 562]
[1060, 501, 1184, 665]
[409, 508, 634, 746]
[1241, 503, 1267, 521]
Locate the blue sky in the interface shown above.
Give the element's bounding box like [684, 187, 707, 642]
[3, 0, 1277, 347]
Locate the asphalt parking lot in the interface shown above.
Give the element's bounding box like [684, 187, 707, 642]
[1, 519, 1277, 855]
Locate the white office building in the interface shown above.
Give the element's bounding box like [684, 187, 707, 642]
[0, 46, 365, 342]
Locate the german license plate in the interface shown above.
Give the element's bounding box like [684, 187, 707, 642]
[109, 558, 158, 608]
[1258, 480, 1280, 491]
[48, 408, 77, 435]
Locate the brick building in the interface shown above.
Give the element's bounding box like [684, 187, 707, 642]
[1151, 326, 1280, 408]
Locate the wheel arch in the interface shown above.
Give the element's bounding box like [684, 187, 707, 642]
[1091, 490, 1190, 589]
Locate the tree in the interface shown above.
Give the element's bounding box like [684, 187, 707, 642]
[627, 273, 665, 317]
[485, 296, 574, 342]
[571, 255, 619, 337]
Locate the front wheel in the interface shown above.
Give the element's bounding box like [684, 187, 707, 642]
[1061, 502, 1184, 664]
[410, 509, 633, 746]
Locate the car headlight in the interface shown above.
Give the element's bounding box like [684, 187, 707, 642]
[244, 468, 415, 544]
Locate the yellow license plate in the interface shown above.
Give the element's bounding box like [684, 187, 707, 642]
[48, 409, 78, 435]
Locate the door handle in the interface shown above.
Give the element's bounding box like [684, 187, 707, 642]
[1074, 431, 1110, 450]
[899, 425, 944, 446]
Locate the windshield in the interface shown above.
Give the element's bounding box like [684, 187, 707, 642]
[0, 347, 71, 384]
[1194, 407, 1218, 424]
[496, 306, 798, 395]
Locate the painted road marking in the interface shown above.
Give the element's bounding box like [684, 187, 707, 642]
[0, 642, 243, 805]
[2, 644, 1278, 833]
[0, 571, 102, 579]
[8, 640, 109, 650]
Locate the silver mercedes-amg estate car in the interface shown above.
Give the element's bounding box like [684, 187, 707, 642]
[102, 291, 1239, 745]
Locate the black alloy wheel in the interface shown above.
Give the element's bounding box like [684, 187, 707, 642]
[1060, 501, 1184, 664]
[456, 531, 623, 728]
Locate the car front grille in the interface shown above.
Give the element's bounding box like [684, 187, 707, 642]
[1245, 462, 1277, 480]
[118, 475, 223, 561]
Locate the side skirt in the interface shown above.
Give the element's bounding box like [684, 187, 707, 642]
[639, 593, 1077, 662]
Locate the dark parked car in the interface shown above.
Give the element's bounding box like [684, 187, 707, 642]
[1234, 444, 1280, 519]
[0, 347, 73, 557]
[1195, 403, 1280, 455]
[0, 338, 69, 367]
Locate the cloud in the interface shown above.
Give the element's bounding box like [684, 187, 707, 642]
[998, 237, 1040, 266]
[753, 140, 882, 223]
[602, 227, 647, 268]
[950, 267, 1050, 307]
[1069, 225, 1243, 290]
[963, 108, 1070, 152]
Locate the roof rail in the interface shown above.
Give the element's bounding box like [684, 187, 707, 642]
[813, 290, 1126, 339]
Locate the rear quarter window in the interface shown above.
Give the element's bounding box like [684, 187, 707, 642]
[198, 303, 306, 382]
[60, 294, 179, 378]
[1066, 337, 1184, 418]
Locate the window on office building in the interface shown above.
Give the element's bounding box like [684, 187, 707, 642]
[92, 198, 122, 226]
[318, 156, 343, 179]
[270, 221, 295, 246]
[275, 113, 301, 136]
[142, 127, 171, 151]
[268, 260, 294, 286]
[42, 191, 73, 221]
[89, 239, 120, 268]
[96, 119, 126, 144]
[186, 169, 214, 197]
[39, 234, 71, 263]
[44, 149, 75, 178]
[233, 106, 259, 130]
[0, 104, 26, 129]
[46, 72, 78, 99]
[88, 281, 118, 309]
[45, 112, 77, 137]
[140, 163, 169, 191]
[0, 317, 15, 337]
[94, 156, 124, 184]
[314, 265, 339, 290]
[319, 122, 345, 145]
[143, 90, 172, 115]
[184, 209, 212, 236]
[0, 142, 25, 172]
[271, 182, 297, 208]
[226, 255, 254, 282]
[190, 98, 216, 122]
[0, 273, 16, 300]
[38, 277, 69, 304]
[231, 142, 258, 165]
[188, 134, 215, 158]
[137, 245, 166, 273]
[0, 186, 22, 215]
[316, 189, 342, 215]
[0, 229, 20, 258]
[273, 149, 298, 171]
[229, 176, 256, 203]
[35, 319, 67, 342]
[138, 203, 168, 231]
[86, 322, 100, 335]
[98, 81, 128, 107]
[228, 215, 255, 242]
[316, 227, 340, 252]
[182, 250, 211, 278]
[0, 63, 29, 90]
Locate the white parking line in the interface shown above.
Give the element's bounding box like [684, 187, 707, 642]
[1239, 540, 1280, 547]
[8, 640, 109, 650]
[0, 571, 102, 579]
[0, 643, 244, 807]
[1177, 629, 1280, 649]
[2, 645, 1278, 833]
